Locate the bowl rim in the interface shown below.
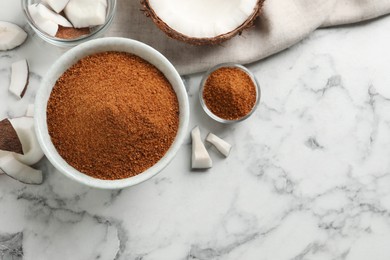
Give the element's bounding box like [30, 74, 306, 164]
[21, 0, 117, 46]
[34, 37, 189, 189]
[199, 63, 261, 124]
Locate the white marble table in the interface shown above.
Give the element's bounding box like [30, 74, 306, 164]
[2, 1, 390, 260]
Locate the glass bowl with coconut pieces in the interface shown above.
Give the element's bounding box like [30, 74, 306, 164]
[21, 0, 116, 47]
[199, 63, 261, 124]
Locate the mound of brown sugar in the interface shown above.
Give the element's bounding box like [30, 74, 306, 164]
[203, 67, 256, 120]
[55, 26, 90, 39]
[47, 51, 179, 180]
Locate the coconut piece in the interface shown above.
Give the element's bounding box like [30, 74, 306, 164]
[191, 126, 212, 169]
[0, 153, 43, 184]
[28, 4, 59, 36]
[0, 21, 28, 51]
[206, 133, 232, 157]
[64, 0, 107, 28]
[42, 0, 70, 13]
[0, 119, 24, 155]
[35, 3, 72, 27]
[10, 117, 44, 166]
[25, 104, 34, 117]
[9, 59, 29, 99]
[141, 0, 264, 45]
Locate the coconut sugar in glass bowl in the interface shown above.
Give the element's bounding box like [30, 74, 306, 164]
[21, 0, 116, 47]
[199, 63, 261, 124]
[34, 37, 189, 189]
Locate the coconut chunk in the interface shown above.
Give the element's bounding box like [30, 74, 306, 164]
[142, 0, 264, 45]
[0, 21, 28, 51]
[28, 4, 59, 36]
[33, 18, 58, 37]
[191, 126, 212, 169]
[0, 153, 43, 184]
[9, 59, 29, 99]
[206, 133, 232, 157]
[0, 118, 24, 155]
[34, 3, 72, 27]
[42, 0, 70, 13]
[10, 117, 44, 166]
[0, 117, 44, 166]
[64, 0, 107, 28]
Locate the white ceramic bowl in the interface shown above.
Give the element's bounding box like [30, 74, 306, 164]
[35, 37, 189, 189]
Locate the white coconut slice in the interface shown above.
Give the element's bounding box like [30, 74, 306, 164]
[206, 133, 232, 157]
[0, 153, 43, 184]
[0, 151, 7, 174]
[64, 0, 107, 28]
[42, 0, 70, 13]
[25, 104, 35, 117]
[141, 0, 264, 45]
[0, 118, 24, 155]
[0, 21, 28, 51]
[10, 117, 44, 166]
[191, 126, 212, 169]
[35, 3, 72, 27]
[28, 4, 59, 36]
[9, 59, 29, 99]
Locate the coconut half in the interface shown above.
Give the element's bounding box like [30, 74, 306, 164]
[141, 0, 265, 45]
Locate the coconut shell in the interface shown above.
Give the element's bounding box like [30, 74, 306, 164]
[0, 118, 24, 155]
[141, 0, 265, 45]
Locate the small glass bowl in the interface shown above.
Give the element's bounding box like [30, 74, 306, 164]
[21, 0, 117, 47]
[199, 63, 261, 124]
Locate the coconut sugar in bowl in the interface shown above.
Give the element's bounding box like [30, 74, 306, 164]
[199, 63, 261, 124]
[35, 38, 189, 189]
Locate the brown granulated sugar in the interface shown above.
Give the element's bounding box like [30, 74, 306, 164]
[47, 51, 179, 180]
[203, 67, 256, 120]
[55, 26, 90, 39]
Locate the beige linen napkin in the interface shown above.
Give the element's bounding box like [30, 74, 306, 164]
[107, 0, 390, 75]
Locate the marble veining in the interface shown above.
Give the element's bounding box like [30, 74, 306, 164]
[0, 232, 23, 259]
[1, 1, 390, 259]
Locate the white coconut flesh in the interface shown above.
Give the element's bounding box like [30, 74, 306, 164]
[0, 117, 44, 184]
[64, 0, 107, 28]
[42, 0, 70, 13]
[147, 0, 259, 38]
[9, 59, 29, 99]
[191, 126, 212, 169]
[0, 153, 43, 185]
[0, 21, 27, 51]
[28, 4, 59, 36]
[10, 117, 44, 166]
